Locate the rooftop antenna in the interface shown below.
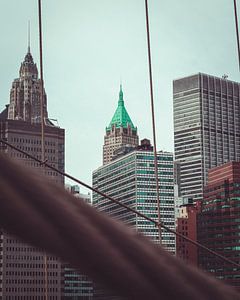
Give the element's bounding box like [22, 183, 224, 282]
[28, 20, 30, 53]
[120, 77, 123, 92]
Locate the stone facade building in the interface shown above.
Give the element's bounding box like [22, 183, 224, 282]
[103, 85, 139, 164]
[8, 46, 48, 124]
[0, 47, 64, 299]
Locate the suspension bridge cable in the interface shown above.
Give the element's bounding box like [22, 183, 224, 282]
[38, 0, 45, 163]
[1, 138, 239, 269]
[38, 1, 48, 298]
[145, 0, 162, 242]
[234, 0, 240, 71]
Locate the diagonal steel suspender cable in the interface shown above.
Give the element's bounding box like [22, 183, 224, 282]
[38, 1, 48, 299]
[38, 0, 45, 163]
[234, 0, 240, 71]
[1, 139, 240, 269]
[144, 0, 162, 243]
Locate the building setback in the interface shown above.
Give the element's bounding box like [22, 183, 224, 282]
[0, 47, 64, 298]
[103, 85, 139, 165]
[198, 162, 240, 292]
[173, 73, 240, 201]
[93, 140, 176, 253]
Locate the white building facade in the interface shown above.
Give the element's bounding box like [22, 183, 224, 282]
[93, 147, 176, 253]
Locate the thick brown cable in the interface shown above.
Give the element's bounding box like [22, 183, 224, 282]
[38, 1, 48, 298]
[144, 0, 162, 242]
[234, 0, 240, 71]
[1, 139, 240, 270]
[0, 153, 239, 299]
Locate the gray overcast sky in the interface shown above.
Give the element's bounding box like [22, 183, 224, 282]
[0, 0, 239, 192]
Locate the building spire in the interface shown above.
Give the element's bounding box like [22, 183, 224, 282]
[28, 20, 31, 53]
[119, 83, 124, 105]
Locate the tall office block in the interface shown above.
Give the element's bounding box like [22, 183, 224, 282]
[198, 162, 240, 291]
[0, 47, 64, 298]
[103, 85, 139, 165]
[174, 73, 240, 201]
[93, 139, 175, 253]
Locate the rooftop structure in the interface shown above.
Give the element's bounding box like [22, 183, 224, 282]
[103, 85, 139, 164]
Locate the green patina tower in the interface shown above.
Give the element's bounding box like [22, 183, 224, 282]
[103, 85, 139, 164]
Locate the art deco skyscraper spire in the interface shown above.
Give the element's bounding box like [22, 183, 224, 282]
[8, 46, 48, 123]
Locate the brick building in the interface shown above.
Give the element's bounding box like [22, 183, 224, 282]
[176, 202, 200, 266]
[198, 162, 240, 291]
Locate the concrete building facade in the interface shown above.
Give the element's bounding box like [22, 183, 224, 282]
[173, 73, 240, 201]
[63, 185, 93, 299]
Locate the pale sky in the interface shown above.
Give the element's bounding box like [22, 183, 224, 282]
[0, 0, 239, 192]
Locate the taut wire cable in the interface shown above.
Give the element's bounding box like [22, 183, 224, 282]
[1, 138, 239, 269]
[144, 0, 162, 242]
[38, 0, 48, 298]
[234, 0, 240, 71]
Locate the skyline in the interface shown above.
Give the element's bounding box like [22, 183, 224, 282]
[1, 0, 240, 191]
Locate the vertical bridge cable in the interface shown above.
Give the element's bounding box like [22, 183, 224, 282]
[234, 0, 240, 71]
[38, 0, 45, 162]
[38, 0, 48, 299]
[145, 0, 162, 243]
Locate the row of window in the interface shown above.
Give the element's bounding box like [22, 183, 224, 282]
[11, 137, 56, 147]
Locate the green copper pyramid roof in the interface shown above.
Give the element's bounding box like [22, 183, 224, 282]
[107, 85, 137, 131]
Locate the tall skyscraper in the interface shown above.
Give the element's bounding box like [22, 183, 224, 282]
[93, 139, 176, 253]
[198, 161, 240, 292]
[0, 46, 64, 298]
[173, 73, 240, 201]
[103, 85, 139, 164]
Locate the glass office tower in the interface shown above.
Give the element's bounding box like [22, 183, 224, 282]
[93, 141, 175, 253]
